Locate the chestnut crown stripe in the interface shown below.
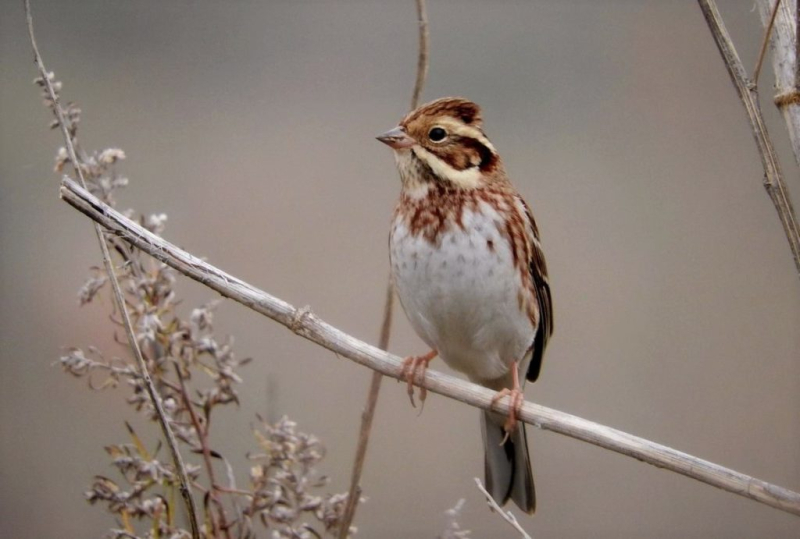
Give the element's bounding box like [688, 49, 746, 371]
[401, 96, 483, 127]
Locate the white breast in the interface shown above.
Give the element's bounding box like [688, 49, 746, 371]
[390, 202, 535, 384]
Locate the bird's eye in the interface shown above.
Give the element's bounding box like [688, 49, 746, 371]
[428, 127, 447, 142]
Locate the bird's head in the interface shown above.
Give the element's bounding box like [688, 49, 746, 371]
[377, 97, 502, 192]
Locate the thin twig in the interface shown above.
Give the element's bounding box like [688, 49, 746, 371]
[221, 456, 246, 538]
[339, 2, 430, 535]
[174, 365, 233, 539]
[795, 0, 800, 90]
[699, 0, 800, 280]
[59, 177, 800, 518]
[24, 2, 200, 537]
[474, 478, 532, 539]
[337, 280, 393, 539]
[410, 0, 430, 110]
[754, 0, 782, 85]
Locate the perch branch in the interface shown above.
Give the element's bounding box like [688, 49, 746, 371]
[339, 2, 430, 535]
[474, 478, 532, 539]
[24, 2, 201, 536]
[60, 176, 800, 518]
[698, 0, 800, 280]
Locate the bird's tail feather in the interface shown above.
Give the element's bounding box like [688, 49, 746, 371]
[481, 410, 535, 514]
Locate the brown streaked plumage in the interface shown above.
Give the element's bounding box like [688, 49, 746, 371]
[378, 97, 553, 514]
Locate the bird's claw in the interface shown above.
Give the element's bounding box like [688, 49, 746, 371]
[491, 387, 525, 444]
[400, 350, 437, 409]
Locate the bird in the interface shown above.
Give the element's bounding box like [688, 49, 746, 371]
[377, 97, 553, 514]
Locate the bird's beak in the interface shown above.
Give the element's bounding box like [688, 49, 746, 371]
[376, 126, 416, 149]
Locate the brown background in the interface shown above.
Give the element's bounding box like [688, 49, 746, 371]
[1, 1, 799, 537]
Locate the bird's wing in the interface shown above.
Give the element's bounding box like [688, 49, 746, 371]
[521, 199, 553, 382]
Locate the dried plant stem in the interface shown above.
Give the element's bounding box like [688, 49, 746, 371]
[411, 0, 430, 110]
[24, 2, 200, 537]
[698, 0, 800, 280]
[754, 0, 782, 85]
[338, 280, 393, 539]
[60, 177, 800, 518]
[474, 478, 532, 539]
[339, 2, 430, 535]
[755, 0, 800, 167]
[175, 366, 232, 539]
[796, 0, 800, 89]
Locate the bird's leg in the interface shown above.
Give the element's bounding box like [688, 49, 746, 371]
[490, 360, 525, 442]
[400, 349, 437, 408]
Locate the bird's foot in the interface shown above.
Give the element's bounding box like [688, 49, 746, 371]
[491, 360, 525, 444]
[490, 387, 525, 442]
[400, 350, 437, 409]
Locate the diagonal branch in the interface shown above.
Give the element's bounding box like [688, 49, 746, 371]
[24, 1, 201, 536]
[60, 176, 800, 518]
[698, 0, 800, 280]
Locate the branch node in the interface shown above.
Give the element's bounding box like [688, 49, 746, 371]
[774, 89, 800, 107]
[290, 305, 313, 336]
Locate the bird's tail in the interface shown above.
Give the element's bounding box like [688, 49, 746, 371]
[481, 410, 536, 514]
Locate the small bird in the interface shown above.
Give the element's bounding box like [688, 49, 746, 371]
[377, 97, 553, 514]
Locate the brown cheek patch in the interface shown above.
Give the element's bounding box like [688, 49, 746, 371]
[428, 138, 495, 173]
[429, 146, 475, 171]
[460, 137, 497, 173]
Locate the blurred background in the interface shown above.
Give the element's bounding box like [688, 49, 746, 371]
[2, 0, 799, 537]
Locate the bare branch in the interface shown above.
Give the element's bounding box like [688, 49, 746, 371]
[411, 0, 430, 110]
[474, 478, 532, 539]
[174, 365, 232, 539]
[60, 176, 800, 518]
[794, 1, 800, 92]
[755, 0, 800, 167]
[754, 0, 782, 85]
[24, 2, 200, 536]
[338, 280, 393, 539]
[698, 0, 800, 280]
[339, 2, 431, 534]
